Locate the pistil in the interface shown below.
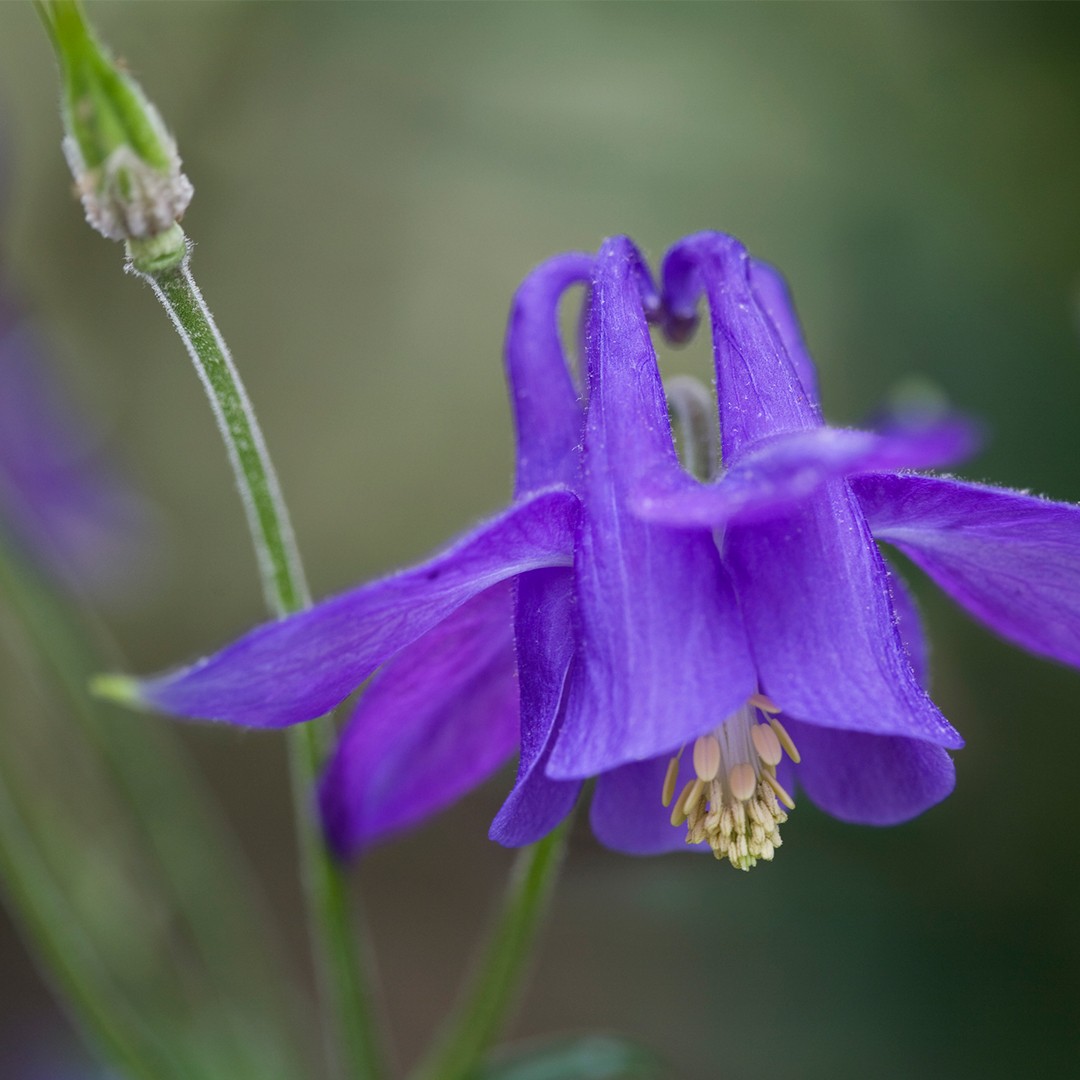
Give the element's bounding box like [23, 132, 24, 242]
[660, 695, 801, 870]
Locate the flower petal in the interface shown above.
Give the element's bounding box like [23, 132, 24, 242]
[590, 753, 703, 855]
[491, 254, 594, 843]
[506, 253, 593, 493]
[662, 232, 818, 458]
[887, 561, 929, 689]
[125, 487, 578, 726]
[854, 472, 1080, 669]
[786, 718, 955, 825]
[727, 481, 962, 748]
[547, 237, 756, 778]
[489, 568, 582, 847]
[319, 583, 518, 858]
[632, 420, 977, 528]
[748, 259, 820, 407]
[648, 233, 976, 528]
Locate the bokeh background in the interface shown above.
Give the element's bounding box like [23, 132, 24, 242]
[2, 2, 1080, 1077]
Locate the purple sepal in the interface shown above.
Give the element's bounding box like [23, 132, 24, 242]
[319, 584, 518, 859]
[137, 487, 578, 726]
[855, 471, 1080, 669]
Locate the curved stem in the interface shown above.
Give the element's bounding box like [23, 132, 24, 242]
[136, 255, 385, 1080]
[143, 260, 306, 616]
[409, 823, 571, 1080]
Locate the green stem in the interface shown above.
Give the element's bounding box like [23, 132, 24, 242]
[144, 258, 306, 617]
[409, 824, 571, 1080]
[135, 253, 384, 1080]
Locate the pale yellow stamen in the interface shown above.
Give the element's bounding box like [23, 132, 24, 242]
[751, 723, 783, 767]
[749, 692, 781, 714]
[671, 780, 696, 826]
[660, 694, 795, 871]
[661, 756, 680, 808]
[767, 715, 801, 764]
[728, 762, 757, 802]
[683, 777, 706, 816]
[692, 735, 722, 781]
[763, 770, 796, 810]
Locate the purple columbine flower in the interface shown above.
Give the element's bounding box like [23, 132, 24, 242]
[111, 232, 1080, 870]
[0, 286, 149, 591]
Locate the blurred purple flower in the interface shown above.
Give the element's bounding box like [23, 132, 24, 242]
[0, 289, 150, 592]
[0, 1020, 113, 1080]
[115, 233, 1080, 869]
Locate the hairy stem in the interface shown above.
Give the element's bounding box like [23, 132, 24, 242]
[135, 254, 384, 1080]
[143, 260, 306, 616]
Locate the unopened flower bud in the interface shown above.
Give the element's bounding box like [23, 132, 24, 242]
[41, 1, 192, 250]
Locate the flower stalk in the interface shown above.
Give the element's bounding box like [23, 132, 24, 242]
[133, 256, 573, 1079]
[35, 4, 384, 1071]
[38, 5, 584, 1077]
[130, 255, 385, 1080]
[138, 259, 307, 615]
[410, 822, 571, 1080]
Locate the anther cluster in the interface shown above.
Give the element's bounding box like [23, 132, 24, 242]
[662, 695, 800, 871]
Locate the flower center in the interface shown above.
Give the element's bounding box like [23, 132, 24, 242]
[661, 693, 801, 871]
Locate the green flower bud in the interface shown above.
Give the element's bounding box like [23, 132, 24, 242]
[39, 1, 193, 245]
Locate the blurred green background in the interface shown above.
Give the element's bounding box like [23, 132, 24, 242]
[2, 2, 1080, 1077]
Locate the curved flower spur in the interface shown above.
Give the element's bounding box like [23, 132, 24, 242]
[98, 233, 1080, 869]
